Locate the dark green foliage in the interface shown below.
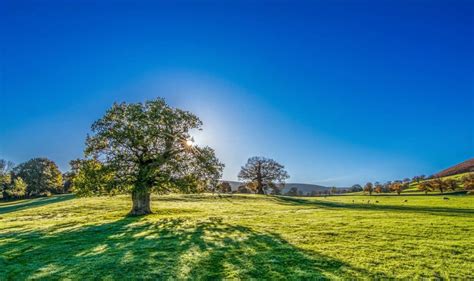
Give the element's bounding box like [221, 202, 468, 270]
[350, 184, 363, 192]
[13, 158, 62, 197]
[81, 98, 224, 214]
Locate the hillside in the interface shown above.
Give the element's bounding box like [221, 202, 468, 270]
[221, 181, 334, 194]
[434, 158, 474, 177]
[1, 194, 473, 279]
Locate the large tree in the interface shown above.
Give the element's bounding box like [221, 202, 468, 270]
[80, 98, 224, 215]
[13, 158, 62, 197]
[238, 156, 289, 194]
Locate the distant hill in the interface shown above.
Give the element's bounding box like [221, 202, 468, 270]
[434, 158, 474, 178]
[220, 181, 339, 194]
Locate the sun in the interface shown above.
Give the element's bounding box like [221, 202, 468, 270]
[186, 139, 194, 147]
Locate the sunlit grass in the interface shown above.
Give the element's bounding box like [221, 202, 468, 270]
[0, 194, 473, 279]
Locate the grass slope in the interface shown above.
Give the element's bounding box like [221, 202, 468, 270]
[405, 172, 473, 193]
[1, 194, 473, 279]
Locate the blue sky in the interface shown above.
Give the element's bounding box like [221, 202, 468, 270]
[1, 0, 473, 186]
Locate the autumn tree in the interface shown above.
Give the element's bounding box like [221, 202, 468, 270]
[80, 98, 224, 215]
[444, 178, 458, 191]
[13, 158, 62, 197]
[390, 181, 404, 195]
[461, 174, 474, 190]
[374, 182, 383, 194]
[218, 182, 232, 193]
[431, 177, 447, 194]
[237, 185, 252, 193]
[417, 181, 432, 194]
[238, 157, 289, 194]
[364, 182, 373, 195]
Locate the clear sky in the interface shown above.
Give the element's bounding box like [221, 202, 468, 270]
[1, 0, 473, 186]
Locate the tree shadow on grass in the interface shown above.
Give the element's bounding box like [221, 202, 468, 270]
[274, 196, 474, 217]
[0, 194, 75, 215]
[0, 216, 388, 280]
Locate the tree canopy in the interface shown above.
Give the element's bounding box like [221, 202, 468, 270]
[238, 156, 289, 194]
[13, 158, 62, 197]
[78, 98, 224, 215]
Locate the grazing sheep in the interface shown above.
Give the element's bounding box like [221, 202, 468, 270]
[375, 201, 379, 203]
[404, 200, 408, 203]
[443, 197, 450, 200]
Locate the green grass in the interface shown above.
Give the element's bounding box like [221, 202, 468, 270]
[1, 194, 473, 280]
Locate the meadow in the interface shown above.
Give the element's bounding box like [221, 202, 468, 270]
[1, 194, 473, 280]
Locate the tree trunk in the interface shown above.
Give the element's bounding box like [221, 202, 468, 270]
[256, 184, 265, 194]
[130, 189, 152, 215]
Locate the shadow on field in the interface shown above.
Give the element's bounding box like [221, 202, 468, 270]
[0, 216, 387, 279]
[274, 196, 474, 217]
[0, 194, 75, 215]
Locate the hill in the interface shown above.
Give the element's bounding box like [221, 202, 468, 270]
[434, 158, 474, 177]
[221, 181, 335, 194]
[0, 194, 473, 279]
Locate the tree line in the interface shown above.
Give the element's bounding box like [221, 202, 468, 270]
[0, 158, 65, 199]
[355, 174, 474, 196]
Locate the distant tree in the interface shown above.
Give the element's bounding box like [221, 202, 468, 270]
[285, 187, 299, 196]
[412, 176, 424, 183]
[218, 182, 232, 193]
[444, 178, 458, 191]
[237, 185, 252, 194]
[350, 184, 363, 192]
[4, 177, 27, 199]
[374, 182, 383, 194]
[390, 181, 403, 195]
[364, 182, 373, 195]
[461, 174, 474, 190]
[270, 185, 282, 195]
[417, 181, 433, 194]
[383, 181, 392, 193]
[0, 159, 14, 198]
[80, 99, 224, 215]
[13, 158, 62, 197]
[238, 156, 289, 195]
[431, 177, 447, 194]
[62, 171, 75, 193]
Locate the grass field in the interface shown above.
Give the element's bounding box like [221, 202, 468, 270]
[1, 194, 473, 280]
